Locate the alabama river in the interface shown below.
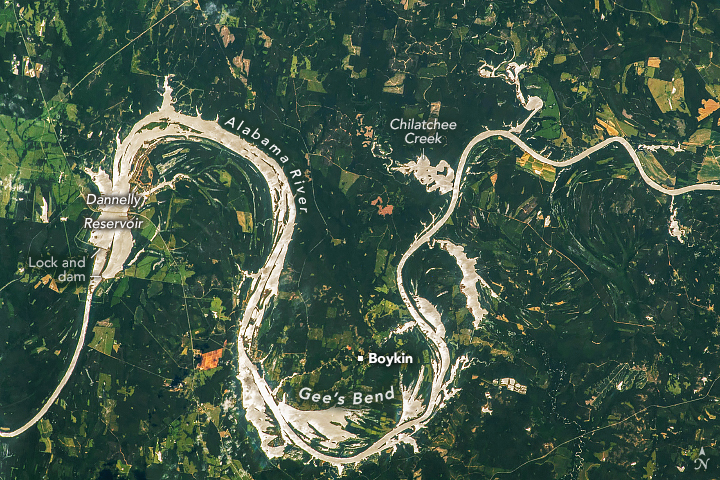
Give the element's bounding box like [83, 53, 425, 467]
[4, 80, 720, 471]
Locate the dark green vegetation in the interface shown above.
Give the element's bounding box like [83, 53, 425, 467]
[1, 0, 720, 478]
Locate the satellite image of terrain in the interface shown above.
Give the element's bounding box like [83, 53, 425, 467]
[1, 0, 720, 478]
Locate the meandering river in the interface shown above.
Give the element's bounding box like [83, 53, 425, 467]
[5, 79, 720, 471]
